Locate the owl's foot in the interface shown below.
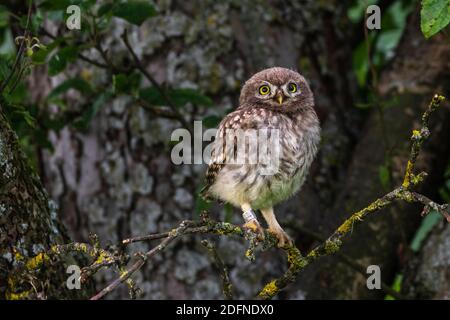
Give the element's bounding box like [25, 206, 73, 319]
[243, 219, 265, 241]
[268, 227, 293, 248]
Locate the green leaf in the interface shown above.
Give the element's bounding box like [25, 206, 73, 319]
[48, 53, 66, 76]
[421, 0, 450, 38]
[31, 39, 61, 65]
[40, 0, 72, 10]
[5, 102, 36, 128]
[48, 77, 93, 99]
[4, 82, 27, 104]
[18, 11, 45, 44]
[139, 87, 213, 107]
[375, 30, 403, 56]
[347, 0, 379, 23]
[74, 91, 112, 130]
[410, 210, 441, 251]
[352, 41, 369, 87]
[384, 274, 403, 300]
[31, 47, 49, 65]
[112, 1, 156, 26]
[58, 46, 79, 62]
[48, 46, 79, 76]
[98, 3, 114, 17]
[112, 72, 141, 95]
[170, 88, 213, 107]
[0, 28, 15, 57]
[138, 87, 161, 103]
[202, 115, 222, 128]
[113, 74, 128, 94]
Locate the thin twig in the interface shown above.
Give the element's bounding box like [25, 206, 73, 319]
[39, 27, 109, 69]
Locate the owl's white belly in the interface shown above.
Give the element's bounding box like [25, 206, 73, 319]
[210, 161, 307, 209]
[210, 132, 317, 209]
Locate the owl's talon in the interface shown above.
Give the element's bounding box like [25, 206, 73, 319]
[268, 228, 293, 248]
[243, 219, 265, 241]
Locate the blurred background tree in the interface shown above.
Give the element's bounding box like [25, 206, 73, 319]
[0, 0, 449, 299]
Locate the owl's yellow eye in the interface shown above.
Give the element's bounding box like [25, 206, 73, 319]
[288, 83, 297, 93]
[259, 85, 270, 95]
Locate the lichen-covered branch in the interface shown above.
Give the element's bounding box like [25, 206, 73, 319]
[402, 95, 444, 189]
[257, 94, 448, 299]
[90, 220, 193, 300]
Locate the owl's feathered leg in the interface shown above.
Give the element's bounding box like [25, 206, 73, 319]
[241, 203, 265, 240]
[260, 207, 292, 247]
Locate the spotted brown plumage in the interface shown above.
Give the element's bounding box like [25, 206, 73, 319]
[201, 67, 321, 247]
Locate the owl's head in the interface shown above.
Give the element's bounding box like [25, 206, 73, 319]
[239, 67, 314, 113]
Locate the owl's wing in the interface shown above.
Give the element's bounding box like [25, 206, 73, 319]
[200, 108, 256, 201]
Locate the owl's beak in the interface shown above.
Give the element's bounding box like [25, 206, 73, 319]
[276, 92, 284, 105]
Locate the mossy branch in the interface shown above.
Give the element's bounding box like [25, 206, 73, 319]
[257, 94, 449, 299]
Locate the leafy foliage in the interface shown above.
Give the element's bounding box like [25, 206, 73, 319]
[48, 46, 79, 75]
[350, 0, 414, 87]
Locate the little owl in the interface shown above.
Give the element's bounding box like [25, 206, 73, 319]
[201, 67, 320, 247]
